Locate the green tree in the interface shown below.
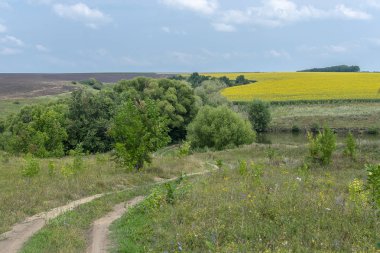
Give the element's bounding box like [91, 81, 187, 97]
[308, 127, 337, 165]
[3, 104, 68, 157]
[109, 99, 170, 171]
[194, 80, 230, 107]
[247, 100, 271, 132]
[114, 77, 198, 142]
[344, 132, 356, 159]
[235, 75, 250, 85]
[66, 89, 116, 153]
[187, 106, 256, 150]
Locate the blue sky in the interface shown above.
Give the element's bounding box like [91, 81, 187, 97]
[0, 0, 380, 72]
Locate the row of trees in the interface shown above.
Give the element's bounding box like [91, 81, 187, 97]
[0, 77, 271, 171]
[298, 65, 360, 72]
[170, 72, 253, 88]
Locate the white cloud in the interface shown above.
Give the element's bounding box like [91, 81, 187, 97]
[160, 0, 218, 15]
[0, 35, 24, 46]
[53, 2, 110, 29]
[335, 5, 371, 20]
[215, 0, 371, 31]
[36, 44, 50, 52]
[0, 24, 7, 33]
[212, 23, 236, 32]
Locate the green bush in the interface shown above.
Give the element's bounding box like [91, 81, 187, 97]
[247, 100, 271, 132]
[22, 154, 40, 178]
[366, 164, 380, 208]
[344, 132, 356, 159]
[187, 106, 256, 150]
[307, 127, 337, 165]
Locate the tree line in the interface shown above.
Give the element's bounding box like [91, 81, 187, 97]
[298, 65, 360, 72]
[0, 77, 270, 171]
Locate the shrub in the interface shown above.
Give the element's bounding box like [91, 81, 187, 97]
[187, 106, 256, 150]
[307, 127, 336, 165]
[22, 154, 40, 178]
[344, 132, 356, 159]
[235, 75, 250, 85]
[178, 141, 191, 157]
[366, 164, 380, 208]
[247, 100, 271, 132]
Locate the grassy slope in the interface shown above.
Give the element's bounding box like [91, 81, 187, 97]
[0, 152, 206, 235]
[270, 102, 380, 131]
[111, 141, 380, 252]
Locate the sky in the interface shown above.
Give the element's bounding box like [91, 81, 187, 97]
[0, 0, 380, 73]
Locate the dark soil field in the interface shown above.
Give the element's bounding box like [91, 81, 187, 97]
[0, 73, 170, 99]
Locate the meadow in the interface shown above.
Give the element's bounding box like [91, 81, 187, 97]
[206, 72, 380, 102]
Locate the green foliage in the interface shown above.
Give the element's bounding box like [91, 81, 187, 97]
[247, 100, 272, 132]
[48, 161, 56, 177]
[348, 179, 369, 208]
[69, 145, 84, 172]
[307, 127, 337, 165]
[3, 103, 68, 157]
[344, 132, 357, 159]
[109, 99, 170, 171]
[239, 160, 248, 175]
[66, 89, 116, 153]
[366, 164, 380, 208]
[187, 106, 256, 150]
[216, 159, 223, 169]
[22, 154, 40, 178]
[187, 72, 211, 88]
[235, 75, 250, 85]
[79, 78, 103, 90]
[114, 77, 198, 142]
[298, 65, 360, 72]
[178, 141, 191, 157]
[194, 80, 230, 107]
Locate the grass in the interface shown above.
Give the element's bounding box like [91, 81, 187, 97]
[20, 186, 153, 253]
[269, 102, 380, 131]
[0, 151, 205, 235]
[205, 72, 380, 102]
[111, 140, 380, 252]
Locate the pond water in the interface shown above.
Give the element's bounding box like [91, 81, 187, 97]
[257, 132, 380, 145]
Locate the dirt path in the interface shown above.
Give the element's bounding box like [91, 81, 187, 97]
[0, 164, 218, 253]
[86, 196, 145, 253]
[0, 194, 104, 253]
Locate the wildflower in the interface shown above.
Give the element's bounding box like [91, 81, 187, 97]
[296, 177, 302, 182]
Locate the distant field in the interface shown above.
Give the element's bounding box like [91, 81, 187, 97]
[207, 72, 380, 102]
[0, 73, 170, 99]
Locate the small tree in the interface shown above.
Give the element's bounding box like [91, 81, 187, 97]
[109, 99, 170, 171]
[307, 127, 336, 165]
[344, 132, 356, 159]
[22, 154, 40, 178]
[235, 75, 250, 85]
[187, 106, 256, 150]
[247, 100, 271, 132]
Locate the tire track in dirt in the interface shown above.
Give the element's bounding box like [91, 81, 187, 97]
[86, 196, 145, 253]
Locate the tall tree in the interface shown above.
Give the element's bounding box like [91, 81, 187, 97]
[109, 99, 170, 170]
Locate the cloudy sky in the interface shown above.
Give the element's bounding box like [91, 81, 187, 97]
[1, 0, 380, 72]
